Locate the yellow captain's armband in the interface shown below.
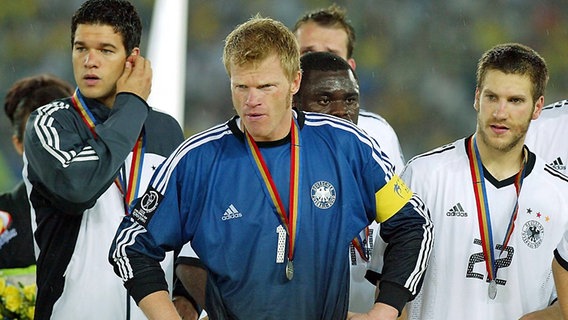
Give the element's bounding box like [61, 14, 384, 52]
[375, 175, 412, 223]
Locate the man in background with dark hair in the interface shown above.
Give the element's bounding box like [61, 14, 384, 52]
[293, 51, 360, 123]
[293, 4, 405, 174]
[293, 51, 393, 315]
[1, 74, 73, 270]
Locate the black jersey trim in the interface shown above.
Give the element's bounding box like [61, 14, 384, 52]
[464, 136, 536, 189]
[542, 100, 568, 111]
[405, 142, 456, 166]
[227, 108, 306, 148]
[544, 164, 568, 183]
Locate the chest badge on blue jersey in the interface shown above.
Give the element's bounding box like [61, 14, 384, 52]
[311, 181, 336, 209]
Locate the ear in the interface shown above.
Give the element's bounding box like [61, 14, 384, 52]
[347, 58, 356, 70]
[126, 48, 141, 65]
[531, 96, 545, 120]
[12, 135, 23, 156]
[290, 70, 302, 95]
[473, 88, 481, 112]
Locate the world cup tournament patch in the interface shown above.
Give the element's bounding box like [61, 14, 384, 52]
[131, 187, 163, 228]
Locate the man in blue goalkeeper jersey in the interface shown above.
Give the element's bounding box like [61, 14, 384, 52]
[109, 16, 433, 320]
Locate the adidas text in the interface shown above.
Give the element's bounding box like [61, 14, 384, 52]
[222, 212, 243, 220]
[222, 204, 243, 220]
[446, 203, 468, 217]
[446, 211, 468, 217]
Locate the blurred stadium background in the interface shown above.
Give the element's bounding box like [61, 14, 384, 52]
[1, 0, 567, 192]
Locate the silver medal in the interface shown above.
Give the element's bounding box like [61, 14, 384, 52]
[488, 280, 497, 299]
[286, 260, 294, 280]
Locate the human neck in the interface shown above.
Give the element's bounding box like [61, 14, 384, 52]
[240, 111, 294, 142]
[77, 88, 114, 109]
[474, 135, 525, 181]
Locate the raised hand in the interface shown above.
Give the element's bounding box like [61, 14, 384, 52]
[116, 53, 152, 100]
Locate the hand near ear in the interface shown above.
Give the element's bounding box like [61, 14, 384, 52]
[116, 53, 152, 100]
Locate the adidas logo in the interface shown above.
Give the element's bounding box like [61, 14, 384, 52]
[549, 157, 566, 171]
[221, 204, 243, 221]
[446, 203, 468, 217]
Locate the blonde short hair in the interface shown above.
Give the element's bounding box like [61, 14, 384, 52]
[223, 15, 300, 82]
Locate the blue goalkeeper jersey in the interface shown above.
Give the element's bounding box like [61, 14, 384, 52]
[111, 110, 432, 319]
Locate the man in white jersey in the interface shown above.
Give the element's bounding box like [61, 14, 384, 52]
[523, 76, 568, 320]
[368, 43, 567, 319]
[512, 72, 568, 320]
[541, 100, 568, 319]
[525, 99, 568, 173]
[292, 4, 405, 173]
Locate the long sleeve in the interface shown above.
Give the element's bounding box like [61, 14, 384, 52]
[24, 93, 148, 212]
[110, 154, 186, 303]
[376, 194, 433, 312]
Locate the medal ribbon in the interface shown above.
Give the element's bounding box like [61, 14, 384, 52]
[115, 132, 146, 210]
[245, 118, 300, 263]
[71, 89, 98, 138]
[467, 136, 526, 283]
[352, 227, 370, 262]
[71, 88, 146, 214]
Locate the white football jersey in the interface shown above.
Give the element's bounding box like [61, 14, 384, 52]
[530, 100, 568, 276]
[347, 222, 379, 313]
[525, 100, 568, 174]
[396, 137, 568, 319]
[357, 110, 405, 174]
[348, 109, 404, 312]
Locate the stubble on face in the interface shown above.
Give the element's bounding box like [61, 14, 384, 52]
[475, 71, 535, 154]
[476, 101, 532, 153]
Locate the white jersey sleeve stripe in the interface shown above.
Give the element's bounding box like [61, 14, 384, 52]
[544, 165, 568, 182]
[151, 123, 232, 193]
[405, 196, 434, 294]
[33, 104, 100, 168]
[112, 223, 146, 281]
